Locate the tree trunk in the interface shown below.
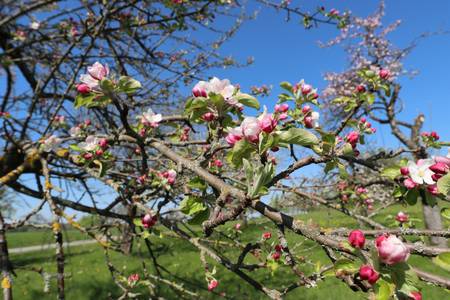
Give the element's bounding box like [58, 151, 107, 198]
[422, 202, 447, 247]
[0, 212, 13, 300]
[121, 224, 133, 255]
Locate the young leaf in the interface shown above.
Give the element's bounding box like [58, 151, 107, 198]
[235, 93, 260, 110]
[278, 128, 319, 147]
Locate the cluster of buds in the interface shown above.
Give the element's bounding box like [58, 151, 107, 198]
[0, 111, 11, 118]
[345, 131, 360, 149]
[210, 159, 223, 169]
[301, 105, 320, 129]
[271, 244, 284, 261]
[421, 131, 440, 147]
[274, 103, 289, 121]
[293, 81, 319, 101]
[251, 84, 271, 96]
[141, 213, 158, 229]
[179, 126, 190, 141]
[201, 112, 216, 122]
[138, 108, 162, 129]
[359, 265, 379, 284]
[359, 117, 376, 134]
[159, 169, 177, 185]
[401, 156, 450, 195]
[78, 136, 109, 160]
[127, 273, 140, 286]
[69, 119, 91, 137]
[395, 211, 409, 223]
[225, 110, 281, 145]
[53, 115, 66, 127]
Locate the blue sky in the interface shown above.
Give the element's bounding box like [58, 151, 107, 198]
[7, 0, 450, 219]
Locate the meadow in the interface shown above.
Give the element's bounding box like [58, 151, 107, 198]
[8, 203, 450, 299]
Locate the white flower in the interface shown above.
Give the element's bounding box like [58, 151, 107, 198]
[194, 77, 237, 106]
[407, 159, 435, 185]
[30, 21, 40, 30]
[41, 135, 61, 152]
[78, 135, 100, 151]
[139, 108, 162, 127]
[310, 111, 320, 128]
[79, 62, 109, 90]
[69, 126, 82, 137]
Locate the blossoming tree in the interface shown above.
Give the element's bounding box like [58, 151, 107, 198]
[0, 1, 449, 300]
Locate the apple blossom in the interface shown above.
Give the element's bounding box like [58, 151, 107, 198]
[400, 166, 409, 176]
[407, 159, 435, 185]
[99, 138, 108, 149]
[79, 135, 101, 151]
[69, 126, 82, 137]
[302, 105, 311, 114]
[379, 69, 390, 79]
[127, 273, 140, 285]
[79, 62, 109, 91]
[375, 235, 410, 265]
[76, 83, 91, 94]
[208, 279, 218, 291]
[234, 223, 241, 230]
[275, 103, 289, 113]
[30, 21, 40, 30]
[403, 178, 417, 190]
[355, 187, 367, 194]
[427, 184, 439, 195]
[429, 162, 449, 174]
[348, 229, 365, 248]
[434, 155, 450, 167]
[258, 112, 277, 133]
[142, 213, 157, 228]
[194, 77, 238, 107]
[304, 111, 320, 128]
[213, 159, 223, 168]
[279, 113, 288, 120]
[262, 232, 272, 240]
[192, 81, 208, 97]
[346, 131, 359, 147]
[409, 291, 422, 300]
[161, 169, 177, 185]
[201, 112, 216, 122]
[395, 211, 408, 223]
[301, 84, 312, 95]
[241, 117, 261, 143]
[139, 108, 162, 128]
[356, 85, 366, 93]
[272, 251, 281, 260]
[41, 135, 62, 152]
[225, 127, 243, 146]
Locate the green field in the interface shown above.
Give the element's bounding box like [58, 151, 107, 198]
[7, 203, 450, 299]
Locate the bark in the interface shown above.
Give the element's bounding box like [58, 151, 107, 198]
[422, 202, 447, 247]
[0, 212, 13, 300]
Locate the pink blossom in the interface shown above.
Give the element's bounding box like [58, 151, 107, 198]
[225, 127, 243, 146]
[434, 156, 450, 167]
[375, 235, 410, 265]
[302, 105, 311, 114]
[208, 279, 218, 291]
[241, 117, 261, 143]
[79, 62, 109, 90]
[395, 211, 408, 223]
[356, 187, 367, 194]
[139, 108, 162, 128]
[99, 138, 108, 149]
[127, 273, 140, 285]
[348, 230, 365, 248]
[161, 169, 177, 185]
[234, 223, 241, 230]
[379, 69, 390, 79]
[201, 112, 216, 122]
[272, 251, 281, 260]
[427, 184, 439, 195]
[301, 84, 312, 95]
[142, 213, 157, 228]
[279, 113, 288, 120]
[400, 167, 409, 176]
[346, 131, 359, 147]
[76, 83, 91, 94]
[429, 162, 449, 174]
[403, 178, 417, 189]
[262, 232, 272, 240]
[275, 103, 289, 113]
[258, 113, 277, 133]
[213, 159, 223, 168]
[409, 291, 422, 300]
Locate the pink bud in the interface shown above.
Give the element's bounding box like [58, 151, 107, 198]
[274, 244, 283, 252]
[409, 291, 422, 300]
[201, 112, 216, 122]
[395, 211, 408, 223]
[225, 133, 242, 146]
[375, 235, 409, 265]
[77, 83, 91, 94]
[360, 117, 367, 123]
[302, 105, 311, 114]
[213, 159, 223, 168]
[421, 132, 429, 137]
[275, 103, 289, 113]
[311, 92, 319, 99]
[432, 173, 442, 181]
[427, 184, 439, 195]
[403, 178, 417, 189]
[278, 113, 288, 120]
[430, 131, 439, 140]
[83, 153, 93, 160]
[95, 149, 103, 156]
[301, 84, 312, 95]
[99, 138, 108, 149]
[429, 162, 449, 174]
[359, 265, 378, 284]
[346, 131, 360, 146]
[304, 116, 313, 128]
[142, 213, 157, 228]
[348, 230, 365, 248]
[356, 187, 367, 194]
[368, 272, 380, 284]
[379, 69, 390, 79]
[371, 128, 377, 133]
[84, 119, 92, 126]
[234, 223, 241, 230]
[365, 122, 372, 128]
[356, 85, 366, 93]
[262, 232, 272, 240]
[272, 251, 281, 260]
[400, 167, 409, 176]
[259, 113, 277, 133]
[208, 280, 218, 291]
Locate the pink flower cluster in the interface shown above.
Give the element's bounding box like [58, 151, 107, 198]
[77, 62, 110, 93]
[179, 127, 190, 141]
[401, 156, 450, 195]
[359, 117, 376, 134]
[375, 234, 409, 265]
[395, 211, 408, 223]
[225, 111, 281, 145]
[302, 105, 320, 129]
[159, 169, 177, 185]
[192, 77, 242, 109]
[142, 213, 157, 228]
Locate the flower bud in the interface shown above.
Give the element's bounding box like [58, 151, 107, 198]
[375, 235, 409, 265]
[262, 232, 272, 240]
[83, 153, 93, 160]
[395, 211, 408, 223]
[213, 159, 223, 168]
[359, 265, 376, 281]
[356, 85, 366, 93]
[201, 112, 216, 122]
[409, 291, 422, 300]
[258, 113, 277, 133]
[208, 280, 218, 291]
[379, 69, 390, 79]
[348, 230, 365, 248]
[99, 138, 108, 149]
[304, 116, 313, 128]
[403, 178, 417, 189]
[430, 131, 440, 140]
[275, 103, 289, 113]
[142, 213, 157, 228]
[400, 167, 409, 176]
[302, 105, 311, 114]
[95, 149, 103, 156]
[427, 184, 439, 195]
[429, 162, 449, 174]
[234, 223, 241, 230]
[301, 84, 312, 95]
[272, 251, 281, 260]
[77, 83, 91, 94]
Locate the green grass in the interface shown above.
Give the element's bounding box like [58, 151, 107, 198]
[7, 229, 87, 248]
[8, 204, 450, 299]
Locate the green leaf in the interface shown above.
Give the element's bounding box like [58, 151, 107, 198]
[179, 196, 207, 216]
[226, 139, 254, 168]
[133, 218, 143, 227]
[188, 208, 210, 225]
[433, 252, 450, 272]
[69, 144, 82, 152]
[118, 76, 142, 94]
[341, 143, 354, 156]
[280, 81, 293, 93]
[437, 173, 450, 196]
[235, 93, 260, 110]
[187, 177, 207, 191]
[243, 159, 275, 197]
[278, 128, 319, 147]
[337, 162, 349, 179]
[405, 189, 418, 205]
[374, 278, 395, 300]
[381, 166, 401, 180]
[74, 93, 96, 109]
[441, 208, 450, 220]
[423, 190, 437, 206]
[99, 78, 115, 92]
